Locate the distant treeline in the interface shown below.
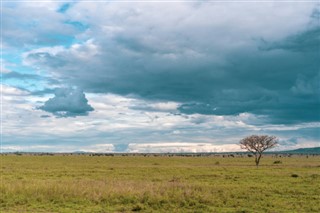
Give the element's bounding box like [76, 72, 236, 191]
[2, 152, 319, 157]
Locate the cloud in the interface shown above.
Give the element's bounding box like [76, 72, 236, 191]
[291, 74, 319, 96]
[259, 6, 320, 53]
[2, 88, 318, 152]
[2, 84, 29, 96]
[2, 1, 81, 49]
[3, 71, 42, 80]
[128, 143, 242, 153]
[130, 101, 179, 113]
[0, 144, 114, 153]
[260, 27, 320, 52]
[39, 87, 94, 117]
[20, 2, 319, 124]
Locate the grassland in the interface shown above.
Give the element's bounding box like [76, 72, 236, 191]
[0, 155, 319, 212]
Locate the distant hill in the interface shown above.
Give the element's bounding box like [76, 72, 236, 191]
[281, 147, 320, 154]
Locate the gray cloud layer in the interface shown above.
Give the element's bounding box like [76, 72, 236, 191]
[9, 2, 320, 124]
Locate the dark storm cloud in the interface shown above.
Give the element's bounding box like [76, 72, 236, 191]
[23, 3, 319, 124]
[39, 88, 94, 117]
[260, 27, 320, 52]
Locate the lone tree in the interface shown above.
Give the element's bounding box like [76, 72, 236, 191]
[240, 135, 278, 167]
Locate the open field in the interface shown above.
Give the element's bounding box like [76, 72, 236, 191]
[1, 155, 319, 212]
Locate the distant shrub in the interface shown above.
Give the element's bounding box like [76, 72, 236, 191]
[215, 161, 220, 165]
[14, 152, 22, 156]
[273, 160, 282, 164]
[291, 174, 299, 178]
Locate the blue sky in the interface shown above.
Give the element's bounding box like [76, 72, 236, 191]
[1, 1, 319, 152]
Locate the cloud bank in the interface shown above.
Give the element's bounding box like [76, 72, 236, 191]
[2, 1, 319, 152]
[20, 2, 320, 124]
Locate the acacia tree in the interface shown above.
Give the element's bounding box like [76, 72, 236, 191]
[239, 135, 278, 167]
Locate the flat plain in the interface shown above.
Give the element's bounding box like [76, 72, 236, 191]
[0, 154, 319, 212]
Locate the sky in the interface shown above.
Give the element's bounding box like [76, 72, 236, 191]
[1, 0, 319, 153]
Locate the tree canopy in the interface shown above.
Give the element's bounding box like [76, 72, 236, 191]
[240, 135, 278, 166]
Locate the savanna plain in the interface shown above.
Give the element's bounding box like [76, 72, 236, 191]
[1, 154, 319, 212]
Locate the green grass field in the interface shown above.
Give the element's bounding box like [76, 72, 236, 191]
[1, 155, 319, 212]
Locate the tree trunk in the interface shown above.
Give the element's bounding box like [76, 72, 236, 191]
[255, 153, 262, 167]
